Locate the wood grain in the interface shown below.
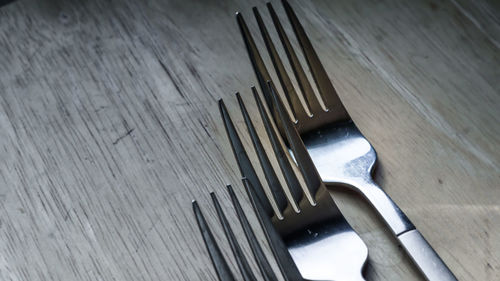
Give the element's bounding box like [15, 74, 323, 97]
[0, 0, 498, 280]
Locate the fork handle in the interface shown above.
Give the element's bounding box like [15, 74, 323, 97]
[398, 229, 457, 281]
[348, 179, 457, 281]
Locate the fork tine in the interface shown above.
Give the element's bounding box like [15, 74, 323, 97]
[242, 178, 303, 281]
[192, 200, 237, 281]
[219, 99, 274, 216]
[267, 2, 323, 116]
[282, 0, 349, 120]
[227, 185, 279, 281]
[252, 7, 307, 121]
[211, 192, 256, 281]
[236, 13, 276, 118]
[236, 92, 287, 214]
[252, 87, 303, 210]
[267, 81, 323, 204]
[237, 12, 295, 137]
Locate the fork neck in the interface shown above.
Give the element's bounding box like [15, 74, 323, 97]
[329, 177, 415, 236]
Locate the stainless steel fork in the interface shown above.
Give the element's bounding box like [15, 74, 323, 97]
[236, 1, 457, 280]
[219, 88, 368, 280]
[193, 185, 284, 281]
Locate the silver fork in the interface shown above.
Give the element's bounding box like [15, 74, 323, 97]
[219, 87, 368, 280]
[236, 1, 457, 280]
[193, 185, 286, 281]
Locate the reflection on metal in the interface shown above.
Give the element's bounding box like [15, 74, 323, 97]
[234, 0, 458, 279]
[221, 84, 368, 280]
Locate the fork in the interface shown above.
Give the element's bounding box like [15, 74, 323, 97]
[219, 88, 368, 280]
[193, 185, 287, 281]
[236, 1, 457, 280]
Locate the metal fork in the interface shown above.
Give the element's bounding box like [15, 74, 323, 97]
[219, 87, 368, 280]
[193, 185, 283, 281]
[236, 1, 457, 280]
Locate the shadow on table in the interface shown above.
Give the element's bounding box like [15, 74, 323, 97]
[1, 0, 16, 8]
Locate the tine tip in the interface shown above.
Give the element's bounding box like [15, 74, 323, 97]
[226, 185, 235, 195]
[241, 178, 250, 186]
[236, 93, 244, 106]
[218, 99, 227, 110]
[282, 0, 292, 11]
[251, 87, 258, 96]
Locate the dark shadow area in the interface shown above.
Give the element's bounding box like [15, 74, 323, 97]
[0, 0, 16, 8]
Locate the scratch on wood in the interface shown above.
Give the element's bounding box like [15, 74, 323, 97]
[157, 58, 186, 99]
[112, 128, 135, 145]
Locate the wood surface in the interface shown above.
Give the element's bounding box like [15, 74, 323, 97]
[0, 0, 498, 280]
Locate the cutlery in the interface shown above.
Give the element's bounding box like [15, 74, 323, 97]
[193, 185, 294, 281]
[219, 88, 368, 280]
[236, 1, 457, 280]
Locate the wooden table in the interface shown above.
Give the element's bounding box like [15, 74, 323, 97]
[0, 0, 498, 280]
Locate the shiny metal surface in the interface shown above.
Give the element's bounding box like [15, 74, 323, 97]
[237, 1, 457, 280]
[220, 85, 368, 281]
[302, 122, 414, 236]
[398, 230, 458, 281]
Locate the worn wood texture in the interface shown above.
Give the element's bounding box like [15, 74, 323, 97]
[0, 0, 498, 280]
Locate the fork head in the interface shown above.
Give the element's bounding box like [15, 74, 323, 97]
[219, 82, 368, 280]
[193, 186, 281, 281]
[237, 0, 377, 185]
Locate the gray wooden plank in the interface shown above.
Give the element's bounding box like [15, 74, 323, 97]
[0, 0, 498, 280]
